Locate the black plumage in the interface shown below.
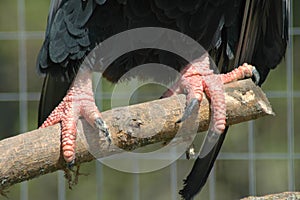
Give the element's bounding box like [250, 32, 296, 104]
[37, 0, 288, 199]
[39, 0, 226, 124]
[179, 1, 288, 199]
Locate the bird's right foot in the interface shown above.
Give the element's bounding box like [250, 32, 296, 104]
[40, 66, 111, 167]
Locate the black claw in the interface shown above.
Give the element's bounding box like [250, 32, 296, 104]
[67, 160, 75, 169]
[252, 66, 260, 85]
[95, 118, 111, 144]
[176, 98, 199, 123]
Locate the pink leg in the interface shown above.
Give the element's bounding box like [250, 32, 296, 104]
[162, 54, 213, 100]
[162, 54, 226, 158]
[164, 54, 221, 121]
[203, 63, 257, 136]
[163, 54, 213, 122]
[163, 54, 258, 158]
[40, 66, 109, 165]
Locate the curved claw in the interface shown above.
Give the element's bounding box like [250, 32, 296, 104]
[67, 159, 75, 169]
[251, 66, 260, 85]
[95, 118, 111, 144]
[198, 130, 221, 158]
[176, 98, 199, 123]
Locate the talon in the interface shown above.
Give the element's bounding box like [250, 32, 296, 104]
[95, 118, 111, 144]
[251, 66, 260, 85]
[67, 160, 75, 169]
[176, 98, 199, 123]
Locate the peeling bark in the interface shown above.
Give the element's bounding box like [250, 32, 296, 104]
[241, 192, 300, 200]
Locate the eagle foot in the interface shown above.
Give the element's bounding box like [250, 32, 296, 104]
[40, 66, 111, 166]
[163, 54, 258, 157]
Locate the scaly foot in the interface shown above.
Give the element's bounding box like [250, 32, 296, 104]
[163, 53, 259, 157]
[40, 66, 111, 166]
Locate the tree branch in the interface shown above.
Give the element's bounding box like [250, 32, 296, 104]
[0, 79, 273, 190]
[241, 192, 300, 200]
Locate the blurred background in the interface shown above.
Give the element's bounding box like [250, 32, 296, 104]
[0, 0, 299, 199]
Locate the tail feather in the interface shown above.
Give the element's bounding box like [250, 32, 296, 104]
[179, 126, 228, 200]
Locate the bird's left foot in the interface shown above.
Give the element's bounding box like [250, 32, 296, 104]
[162, 54, 259, 157]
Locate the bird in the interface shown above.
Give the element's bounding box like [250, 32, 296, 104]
[37, 0, 288, 199]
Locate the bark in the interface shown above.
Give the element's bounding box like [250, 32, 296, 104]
[0, 79, 273, 190]
[241, 192, 300, 200]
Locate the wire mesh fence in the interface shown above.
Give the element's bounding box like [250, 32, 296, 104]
[0, 0, 299, 199]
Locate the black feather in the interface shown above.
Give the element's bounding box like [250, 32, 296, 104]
[179, 127, 228, 200]
[37, 1, 288, 198]
[179, 1, 288, 199]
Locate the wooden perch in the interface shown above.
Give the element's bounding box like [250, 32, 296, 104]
[241, 192, 300, 200]
[0, 79, 273, 190]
